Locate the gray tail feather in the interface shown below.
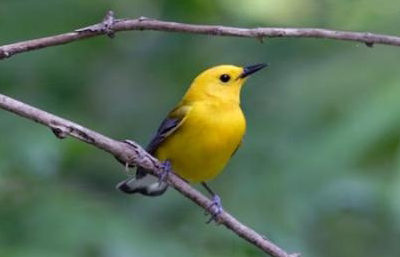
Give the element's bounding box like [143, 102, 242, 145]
[116, 169, 168, 197]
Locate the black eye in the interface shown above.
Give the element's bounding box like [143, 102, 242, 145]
[219, 74, 231, 83]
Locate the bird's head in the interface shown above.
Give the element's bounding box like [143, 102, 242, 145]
[183, 64, 267, 104]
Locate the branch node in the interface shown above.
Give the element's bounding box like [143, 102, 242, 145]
[75, 10, 116, 38]
[118, 139, 159, 173]
[253, 29, 266, 43]
[138, 16, 153, 22]
[261, 234, 270, 240]
[102, 10, 116, 38]
[213, 27, 223, 35]
[118, 139, 140, 165]
[0, 49, 11, 59]
[365, 42, 374, 47]
[50, 124, 69, 139]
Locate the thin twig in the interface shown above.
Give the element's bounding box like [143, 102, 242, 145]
[0, 93, 299, 257]
[1, 11, 400, 60]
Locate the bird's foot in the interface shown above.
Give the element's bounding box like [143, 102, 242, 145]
[205, 194, 223, 224]
[158, 160, 172, 184]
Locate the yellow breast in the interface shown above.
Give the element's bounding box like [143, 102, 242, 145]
[155, 101, 246, 182]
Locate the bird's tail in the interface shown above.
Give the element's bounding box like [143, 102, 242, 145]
[116, 168, 169, 196]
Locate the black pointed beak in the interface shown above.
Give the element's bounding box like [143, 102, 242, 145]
[239, 63, 268, 78]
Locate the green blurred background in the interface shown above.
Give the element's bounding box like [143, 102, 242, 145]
[1, 0, 400, 256]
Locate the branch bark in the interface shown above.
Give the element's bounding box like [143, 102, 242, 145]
[1, 11, 400, 60]
[0, 93, 298, 257]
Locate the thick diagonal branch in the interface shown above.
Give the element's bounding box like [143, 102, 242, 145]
[0, 93, 298, 257]
[1, 11, 400, 60]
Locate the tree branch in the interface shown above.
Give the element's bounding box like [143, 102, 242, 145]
[1, 11, 400, 60]
[0, 93, 299, 257]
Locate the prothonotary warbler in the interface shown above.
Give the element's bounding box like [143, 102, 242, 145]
[117, 64, 267, 220]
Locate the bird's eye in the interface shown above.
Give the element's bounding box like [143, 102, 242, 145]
[219, 74, 231, 83]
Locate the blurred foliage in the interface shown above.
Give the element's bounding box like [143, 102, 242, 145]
[1, 0, 400, 256]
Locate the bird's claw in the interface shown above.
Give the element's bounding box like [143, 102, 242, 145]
[114, 139, 138, 168]
[205, 194, 223, 224]
[158, 160, 172, 184]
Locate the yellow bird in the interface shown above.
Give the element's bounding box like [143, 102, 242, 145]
[117, 64, 266, 219]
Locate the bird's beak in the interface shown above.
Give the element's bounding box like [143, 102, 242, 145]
[239, 63, 268, 79]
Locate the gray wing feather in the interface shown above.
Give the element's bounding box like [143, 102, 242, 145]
[117, 116, 183, 196]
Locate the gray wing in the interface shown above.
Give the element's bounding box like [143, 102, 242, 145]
[117, 106, 189, 196]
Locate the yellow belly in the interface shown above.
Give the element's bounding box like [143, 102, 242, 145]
[155, 103, 246, 182]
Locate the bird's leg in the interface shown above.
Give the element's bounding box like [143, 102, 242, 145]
[158, 160, 172, 184]
[201, 182, 223, 224]
[124, 161, 134, 177]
